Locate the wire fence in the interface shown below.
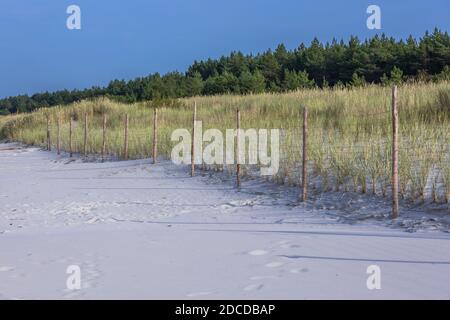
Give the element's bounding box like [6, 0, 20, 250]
[17, 85, 450, 216]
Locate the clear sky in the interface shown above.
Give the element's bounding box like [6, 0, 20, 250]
[0, 0, 448, 98]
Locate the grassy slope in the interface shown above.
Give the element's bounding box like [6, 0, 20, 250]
[1, 82, 449, 203]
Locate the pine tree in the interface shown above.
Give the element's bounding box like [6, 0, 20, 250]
[350, 72, 366, 87]
[435, 65, 450, 81]
[390, 66, 404, 85]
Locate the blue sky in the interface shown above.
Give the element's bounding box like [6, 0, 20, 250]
[0, 0, 448, 97]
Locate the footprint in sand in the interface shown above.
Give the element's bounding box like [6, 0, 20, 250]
[248, 249, 268, 256]
[290, 268, 309, 274]
[219, 204, 236, 213]
[278, 240, 301, 249]
[265, 261, 285, 268]
[243, 283, 264, 291]
[0, 266, 14, 272]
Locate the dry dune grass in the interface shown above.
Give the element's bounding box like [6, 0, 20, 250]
[1, 82, 449, 204]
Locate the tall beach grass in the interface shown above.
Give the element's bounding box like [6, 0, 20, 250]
[1, 82, 449, 204]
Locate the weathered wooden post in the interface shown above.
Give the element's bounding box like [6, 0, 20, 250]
[236, 108, 241, 188]
[69, 117, 73, 157]
[301, 107, 308, 202]
[83, 112, 88, 157]
[57, 114, 61, 155]
[46, 115, 51, 151]
[123, 114, 129, 160]
[152, 108, 158, 164]
[102, 113, 106, 161]
[391, 85, 399, 219]
[191, 102, 197, 176]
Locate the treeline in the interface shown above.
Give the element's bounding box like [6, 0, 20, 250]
[1, 29, 450, 115]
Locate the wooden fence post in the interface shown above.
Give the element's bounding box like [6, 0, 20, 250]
[391, 86, 399, 218]
[236, 108, 241, 188]
[69, 117, 73, 157]
[102, 113, 106, 161]
[57, 114, 61, 155]
[46, 115, 51, 151]
[123, 114, 129, 160]
[83, 112, 88, 157]
[191, 102, 197, 176]
[301, 107, 308, 201]
[152, 108, 158, 164]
